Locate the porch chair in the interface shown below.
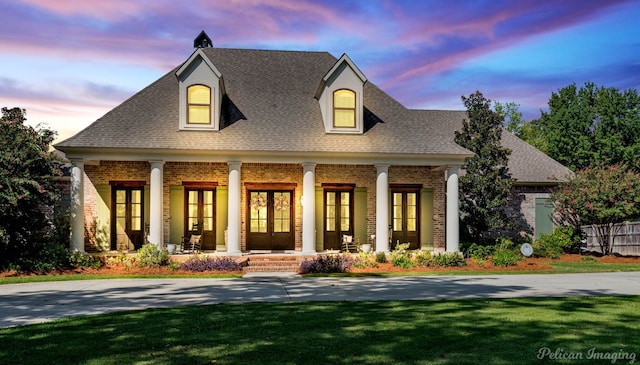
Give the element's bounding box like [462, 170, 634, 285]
[181, 224, 203, 253]
[341, 235, 360, 253]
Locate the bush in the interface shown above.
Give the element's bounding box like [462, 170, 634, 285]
[467, 243, 494, 265]
[106, 252, 135, 269]
[429, 252, 466, 267]
[533, 227, 579, 258]
[9, 242, 70, 272]
[351, 252, 378, 269]
[390, 243, 414, 269]
[136, 244, 170, 268]
[375, 251, 387, 263]
[414, 250, 432, 267]
[491, 250, 521, 267]
[179, 256, 241, 272]
[69, 250, 103, 269]
[299, 254, 355, 274]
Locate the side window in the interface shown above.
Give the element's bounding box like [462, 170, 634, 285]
[187, 85, 211, 124]
[333, 89, 356, 128]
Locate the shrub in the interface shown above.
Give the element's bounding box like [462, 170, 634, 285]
[414, 250, 432, 267]
[106, 252, 135, 269]
[136, 244, 170, 268]
[375, 251, 387, 263]
[179, 256, 241, 272]
[69, 250, 103, 269]
[491, 250, 521, 267]
[299, 254, 355, 274]
[352, 252, 378, 269]
[389, 243, 414, 269]
[467, 243, 494, 265]
[533, 227, 579, 258]
[9, 242, 70, 272]
[429, 252, 467, 267]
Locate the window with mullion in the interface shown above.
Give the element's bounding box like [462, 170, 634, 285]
[187, 84, 211, 124]
[333, 89, 355, 128]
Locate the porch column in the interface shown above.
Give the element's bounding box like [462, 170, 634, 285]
[70, 160, 85, 252]
[375, 165, 390, 252]
[302, 163, 317, 255]
[227, 161, 242, 256]
[446, 166, 460, 252]
[149, 161, 164, 247]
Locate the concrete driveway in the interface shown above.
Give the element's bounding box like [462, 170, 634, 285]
[1, 272, 639, 328]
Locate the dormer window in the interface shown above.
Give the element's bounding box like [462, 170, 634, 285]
[187, 85, 211, 125]
[333, 89, 356, 128]
[176, 47, 224, 131]
[315, 53, 367, 134]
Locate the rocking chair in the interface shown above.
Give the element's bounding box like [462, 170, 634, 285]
[341, 235, 360, 253]
[181, 224, 203, 253]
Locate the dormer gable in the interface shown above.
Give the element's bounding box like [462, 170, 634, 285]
[176, 47, 224, 131]
[315, 53, 367, 134]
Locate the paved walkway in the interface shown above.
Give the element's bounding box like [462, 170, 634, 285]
[1, 272, 640, 328]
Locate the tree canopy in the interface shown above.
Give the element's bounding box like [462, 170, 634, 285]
[551, 164, 640, 255]
[455, 91, 514, 244]
[535, 82, 640, 171]
[0, 107, 67, 270]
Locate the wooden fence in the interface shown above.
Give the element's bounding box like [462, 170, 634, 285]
[582, 221, 640, 256]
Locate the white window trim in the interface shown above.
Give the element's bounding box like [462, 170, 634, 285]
[176, 49, 223, 131]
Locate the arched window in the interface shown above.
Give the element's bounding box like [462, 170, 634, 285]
[187, 85, 211, 124]
[333, 89, 356, 128]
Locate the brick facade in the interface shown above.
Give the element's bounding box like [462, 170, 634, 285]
[81, 161, 446, 252]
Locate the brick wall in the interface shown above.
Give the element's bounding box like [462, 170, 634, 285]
[82, 161, 446, 251]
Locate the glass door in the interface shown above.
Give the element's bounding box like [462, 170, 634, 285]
[391, 189, 420, 250]
[185, 188, 215, 250]
[247, 190, 294, 250]
[111, 186, 144, 250]
[323, 189, 353, 250]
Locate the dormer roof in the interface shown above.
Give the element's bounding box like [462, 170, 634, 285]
[315, 53, 367, 99]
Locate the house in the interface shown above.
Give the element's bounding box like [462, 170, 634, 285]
[54, 31, 570, 255]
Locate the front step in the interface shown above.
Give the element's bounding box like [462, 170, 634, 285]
[243, 255, 303, 273]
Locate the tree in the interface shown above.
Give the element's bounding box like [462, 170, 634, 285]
[551, 164, 640, 255]
[538, 82, 640, 171]
[494, 101, 548, 153]
[0, 107, 67, 270]
[494, 100, 524, 135]
[455, 91, 514, 244]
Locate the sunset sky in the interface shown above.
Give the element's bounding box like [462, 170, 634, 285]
[1, 0, 639, 143]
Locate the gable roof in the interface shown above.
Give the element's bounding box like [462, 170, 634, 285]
[55, 47, 569, 182]
[56, 48, 470, 160]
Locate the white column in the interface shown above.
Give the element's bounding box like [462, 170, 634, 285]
[375, 165, 390, 252]
[302, 163, 317, 255]
[149, 161, 164, 246]
[227, 162, 242, 256]
[446, 166, 460, 252]
[70, 160, 85, 252]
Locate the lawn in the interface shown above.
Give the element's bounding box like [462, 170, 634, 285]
[1, 296, 638, 364]
[2, 256, 640, 285]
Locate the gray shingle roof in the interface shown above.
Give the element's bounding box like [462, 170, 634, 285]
[410, 109, 572, 183]
[55, 47, 570, 183]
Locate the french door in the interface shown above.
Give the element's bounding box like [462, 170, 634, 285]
[323, 189, 353, 250]
[247, 190, 294, 250]
[391, 188, 420, 250]
[111, 185, 145, 250]
[185, 187, 215, 250]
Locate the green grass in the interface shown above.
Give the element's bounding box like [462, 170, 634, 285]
[0, 273, 242, 285]
[303, 260, 640, 277]
[1, 259, 639, 285]
[1, 296, 639, 364]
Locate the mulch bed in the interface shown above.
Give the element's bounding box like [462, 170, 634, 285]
[2, 254, 639, 277]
